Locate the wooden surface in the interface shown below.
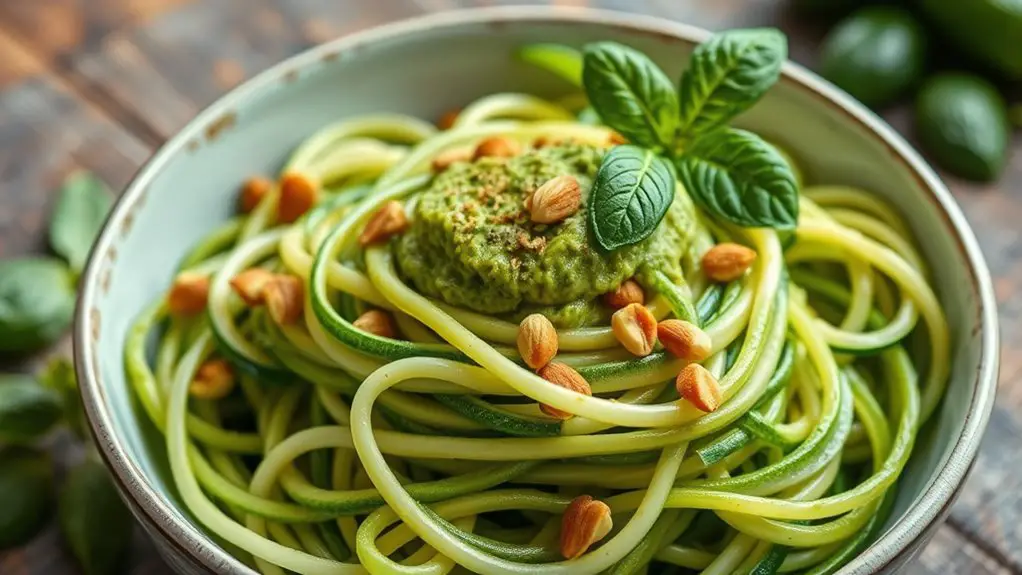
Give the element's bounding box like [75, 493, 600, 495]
[0, 1, 1017, 574]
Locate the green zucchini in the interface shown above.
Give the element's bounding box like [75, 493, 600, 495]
[819, 7, 926, 108]
[740, 412, 801, 451]
[308, 398, 350, 560]
[646, 268, 699, 324]
[696, 341, 794, 465]
[425, 505, 561, 564]
[281, 460, 539, 515]
[697, 428, 754, 467]
[792, 269, 913, 354]
[433, 395, 562, 438]
[517, 44, 583, 87]
[919, 0, 1022, 79]
[750, 545, 789, 575]
[310, 248, 469, 363]
[208, 231, 293, 384]
[916, 74, 1010, 181]
[695, 283, 724, 325]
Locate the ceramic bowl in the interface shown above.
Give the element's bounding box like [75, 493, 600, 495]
[74, 6, 999, 574]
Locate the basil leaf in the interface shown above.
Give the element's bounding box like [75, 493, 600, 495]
[582, 42, 679, 149]
[589, 145, 676, 250]
[0, 375, 63, 444]
[49, 171, 113, 275]
[0, 258, 76, 354]
[577, 106, 602, 126]
[518, 43, 583, 87]
[39, 357, 87, 440]
[677, 29, 787, 139]
[676, 128, 799, 228]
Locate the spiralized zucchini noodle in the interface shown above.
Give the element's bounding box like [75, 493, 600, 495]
[125, 86, 948, 574]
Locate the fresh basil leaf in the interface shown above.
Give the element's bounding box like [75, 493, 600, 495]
[589, 145, 676, 250]
[582, 42, 679, 149]
[518, 43, 583, 87]
[577, 106, 602, 125]
[677, 29, 787, 139]
[60, 459, 134, 575]
[676, 128, 798, 228]
[0, 258, 76, 354]
[49, 171, 113, 275]
[0, 374, 63, 444]
[39, 357, 87, 440]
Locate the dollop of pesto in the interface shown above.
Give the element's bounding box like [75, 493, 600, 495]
[395, 142, 696, 327]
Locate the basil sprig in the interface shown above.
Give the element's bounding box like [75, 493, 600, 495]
[677, 29, 787, 140]
[588, 145, 676, 250]
[0, 171, 113, 355]
[582, 43, 679, 150]
[676, 128, 799, 228]
[49, 171, 114, 277]
[578, 29, 797, 250]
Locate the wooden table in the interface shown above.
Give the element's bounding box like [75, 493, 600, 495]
[0, 1, 1016, 574]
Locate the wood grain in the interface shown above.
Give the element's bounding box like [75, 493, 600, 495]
[947, 407, 1022, 571]
[907, 525, 1012, 575]
[0, 0, 194, 59]
[0, 0, 1019, 573]
[0, 22, 157, 574]
[0, 30, 46, 89]
[66, 0, 426, 139]
[0, 79, 149, 259]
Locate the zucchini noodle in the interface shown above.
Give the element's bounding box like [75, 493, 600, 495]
[125, 87, 948, 575]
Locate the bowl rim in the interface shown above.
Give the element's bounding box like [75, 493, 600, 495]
[73, 5, 1000, 574]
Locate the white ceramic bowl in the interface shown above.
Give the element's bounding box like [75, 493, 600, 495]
[74, 7, 999, 574]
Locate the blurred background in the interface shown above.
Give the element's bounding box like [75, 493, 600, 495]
[0, 1, 1019, 574]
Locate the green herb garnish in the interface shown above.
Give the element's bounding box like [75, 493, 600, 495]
[0, 258, 76, 354]
[587, 145, 676, 250]
[675, 127, 799, 228]
[582, 42, 680, 150]
[39, 357, 88, 440]
[49, 170, 114, 277]
[676, 29, 787, 140]
[524, 29, 799, 249]
[59, 458, 134, 575]
[0, 374, 64, 444]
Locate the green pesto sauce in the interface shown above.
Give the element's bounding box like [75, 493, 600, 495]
[395, 142, 696, 327]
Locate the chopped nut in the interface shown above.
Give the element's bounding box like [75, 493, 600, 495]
[229, 268, 275, 306]
[537, 362, 592, 420]
[437, 109, 460, 130]
[358, 201, 410, 246]
[602, 279, 645, 309]
[676, 363, 723, 412]
[278, 172, 319, 223]
[190, 359, 235, 400]
[560, 495, 613, 559]
[473, 136, 521, 160]
[532, 135, 564, 149]
[657, 319, 712, 362]
[516, 231, 547, 253]
[527, 175, 582, 224]
[431, 146, 474, 173]
[611, 303, 658, 357]
[518, 314, 558, 369]
[167, 272, 210, 317]
[533, 136, 553, 148]
[263, 274, 303, 325]
[353, 309, 398, 339]
[239, 176, 272, 214]
[701, 243, 757, 282]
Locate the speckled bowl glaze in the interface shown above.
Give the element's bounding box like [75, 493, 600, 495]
[74, 7, 998, 575]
